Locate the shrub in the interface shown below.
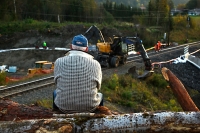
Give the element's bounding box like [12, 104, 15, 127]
[0, 72, 6, 85]
[24, 18, 34, 24]
[106, 74, 119, 90]
[121, 90, 132, 100]
[101, 73, 182, 112]
[118, 74, 132, 87]
[146, 73, 168, 88]
[34, 99, 53, 109]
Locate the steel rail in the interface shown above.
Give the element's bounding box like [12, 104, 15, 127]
[127, 41, 200, 63]
[0, 76, 54, 98]
[2, 82, 55, 98]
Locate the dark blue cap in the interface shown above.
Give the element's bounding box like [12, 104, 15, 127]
[72, 34, 88, 47]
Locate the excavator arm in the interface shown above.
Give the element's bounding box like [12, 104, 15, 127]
[125, 37, 152, 71]
[84, 25, 105, 44]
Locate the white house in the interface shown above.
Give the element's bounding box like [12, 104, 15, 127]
[171, 9, 182, 16]
[188, 9, 200, 16]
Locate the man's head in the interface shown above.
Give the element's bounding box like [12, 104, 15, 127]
[71, 34, 88, 52]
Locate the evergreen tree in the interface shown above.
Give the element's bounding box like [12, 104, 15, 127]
[186, 0, 198, 9]
[0, 0, 19, 20]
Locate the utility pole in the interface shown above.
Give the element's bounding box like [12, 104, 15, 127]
[167, 3, 171, 46]
[156, 0, 159, 26]
[43, 0, 46, 20]
[13, 0, 16, 18]
[186, 16, 190, 43]
[58, 14, 60, 23]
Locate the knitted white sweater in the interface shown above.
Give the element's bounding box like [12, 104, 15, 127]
[54, 50, 102, 113]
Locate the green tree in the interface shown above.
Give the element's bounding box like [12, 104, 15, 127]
[0, 0, 16, 21]
[156, 0, 169, 26]
[168, 0, 174, 9]
[45, 0, 61, 21]
[176, 4, 186, 10]
[186, 0, 198, 9]
[82, 0, 99, 22]
[147, 0, 172, 26]
[0, 72, 6, 85]
[147, 0, 156, 26]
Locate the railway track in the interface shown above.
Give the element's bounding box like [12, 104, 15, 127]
[1, 41, 200, 99]
[127, 41, 200, 63]
[0, 76, 54, 98]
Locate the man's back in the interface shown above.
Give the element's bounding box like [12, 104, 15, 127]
[54, 50, 102, 113]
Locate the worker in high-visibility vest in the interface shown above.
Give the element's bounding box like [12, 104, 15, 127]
[154, 43, 158, 52]
[157, 41, 161, 51]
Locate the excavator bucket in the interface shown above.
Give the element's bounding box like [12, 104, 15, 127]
[128, 66, 154, 79]
[137, 70, 154, 79]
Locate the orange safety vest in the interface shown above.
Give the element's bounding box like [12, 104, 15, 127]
[154, 44, 158, 50]
[157, 42, 161, 50]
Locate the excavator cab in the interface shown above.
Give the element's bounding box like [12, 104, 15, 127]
[95, 36, 130, 67]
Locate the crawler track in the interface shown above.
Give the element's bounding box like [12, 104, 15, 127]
[1, 42, 200, 98]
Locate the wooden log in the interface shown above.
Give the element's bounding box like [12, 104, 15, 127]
[161, 67, 199, 111]
[1, 112, 200, 133]
[82, 112, 200, 133]
[0, 119, 73, 133]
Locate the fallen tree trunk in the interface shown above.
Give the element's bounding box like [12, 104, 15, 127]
[1, 112, 200, 133]
[0, 119, 73, 133]
[81, 112, 200, 133]
[161, 67, 199, 111]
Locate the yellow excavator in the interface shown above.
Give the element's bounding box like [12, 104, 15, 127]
[28, 61, 54, 75]
[84, 25, 152, 74]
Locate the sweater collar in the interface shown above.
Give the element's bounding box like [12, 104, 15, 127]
[65, 50, 94, 59]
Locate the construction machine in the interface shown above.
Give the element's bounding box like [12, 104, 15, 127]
[28, 61, 54, 75]
[84, 25, 152, 73]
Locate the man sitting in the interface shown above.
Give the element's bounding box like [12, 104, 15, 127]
[53, 34, 103, 113]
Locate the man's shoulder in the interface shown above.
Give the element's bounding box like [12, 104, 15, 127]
[67, 50, 93, 58]
[55, 51, 100, 64]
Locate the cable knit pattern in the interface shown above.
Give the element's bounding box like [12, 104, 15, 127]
[54, 50, 102, 113]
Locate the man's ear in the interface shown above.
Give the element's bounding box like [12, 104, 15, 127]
[70, 44, 73, 49]
[85, 47, 88, 52]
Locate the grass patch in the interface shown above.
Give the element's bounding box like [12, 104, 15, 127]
[0, 19, 97, 35]
[34, 99, 53, 109]
[0, 72, 7, 85]
[101, 73, 182, 112]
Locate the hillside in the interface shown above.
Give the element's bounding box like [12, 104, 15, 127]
[95, 0, 189, 7]
[173, 0, 189, 6]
